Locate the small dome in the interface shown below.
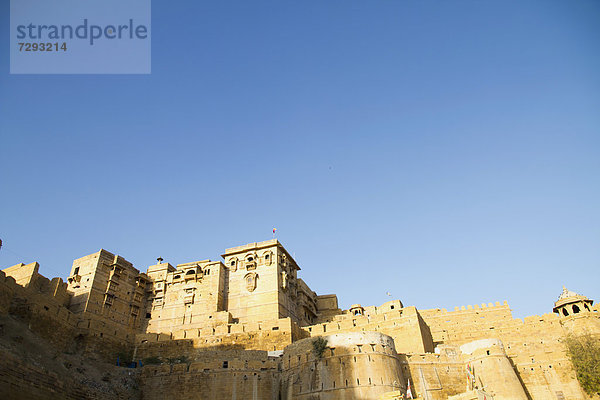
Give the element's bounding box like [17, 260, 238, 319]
[553, 286, 593, 314]
[557, 286, 582, 301]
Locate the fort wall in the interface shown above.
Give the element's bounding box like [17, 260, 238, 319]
[139, 361, 280, 400]
[1, 241, 598, 400]
[280, 332, 405, 400]
[1, 263, 136, 362]
[135, 317, 308, 360]
[418, 302, 593, 400]
[0, 268, 77, 351]
[398, 349, 466, 399]
[304, 305, 434, 354]
[460, 339, 528, 400]
[0, 310, 139, 400]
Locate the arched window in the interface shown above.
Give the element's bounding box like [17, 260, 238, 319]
[572, 304, 580, 314]
[186, 269, 195, 275]
[562, 308, 568, 316]
[262, 251, 273, 265]
[244, 273, 257, 292]
[351, 307, 364, 316]
[245, 254, 257, 270]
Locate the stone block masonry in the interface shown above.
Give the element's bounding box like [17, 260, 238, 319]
[1, 239, 598, 399]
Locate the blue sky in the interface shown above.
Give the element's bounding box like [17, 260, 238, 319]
[1, 0, 599, 319]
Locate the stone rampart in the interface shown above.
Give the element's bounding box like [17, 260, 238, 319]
[138, 349, 280, 400]
[305, 305, 434, 354]
[280, 332, 405, 399]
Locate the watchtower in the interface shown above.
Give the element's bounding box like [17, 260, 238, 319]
[553, 286, 593, 317]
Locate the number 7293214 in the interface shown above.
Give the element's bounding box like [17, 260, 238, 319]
[18, 42, 67, 52]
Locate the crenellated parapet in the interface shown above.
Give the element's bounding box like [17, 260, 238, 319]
[135, 317, 308, 357]
[2, 242, 599, 400]
[0, 265, 77, 352]
[304, 304, 433, 354]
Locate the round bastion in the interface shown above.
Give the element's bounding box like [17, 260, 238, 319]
[280, 331, 405, 400]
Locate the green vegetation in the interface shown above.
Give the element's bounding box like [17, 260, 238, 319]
[142, 356, 162, 365]
[564, 333, 600, 396]
[312, 337, 328, 358]
[167, 355, 189, 364]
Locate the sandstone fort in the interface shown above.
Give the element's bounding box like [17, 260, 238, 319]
[0, 239, 598, 399]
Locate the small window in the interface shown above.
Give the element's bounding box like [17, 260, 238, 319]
[146, 313, 151, 318]
[265, 254, 269, 260]
[562, 308, 568, 316]
[73, 267, 80, 275]
[390, 305, 394, 309]
[174, 274, 181, 279]
[222, 361, 228, 369]
[247, 256, 254, 262]
[231, 261, 235, 266]
[573, 305, 580, 314]
[205, 269, 210, 275]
